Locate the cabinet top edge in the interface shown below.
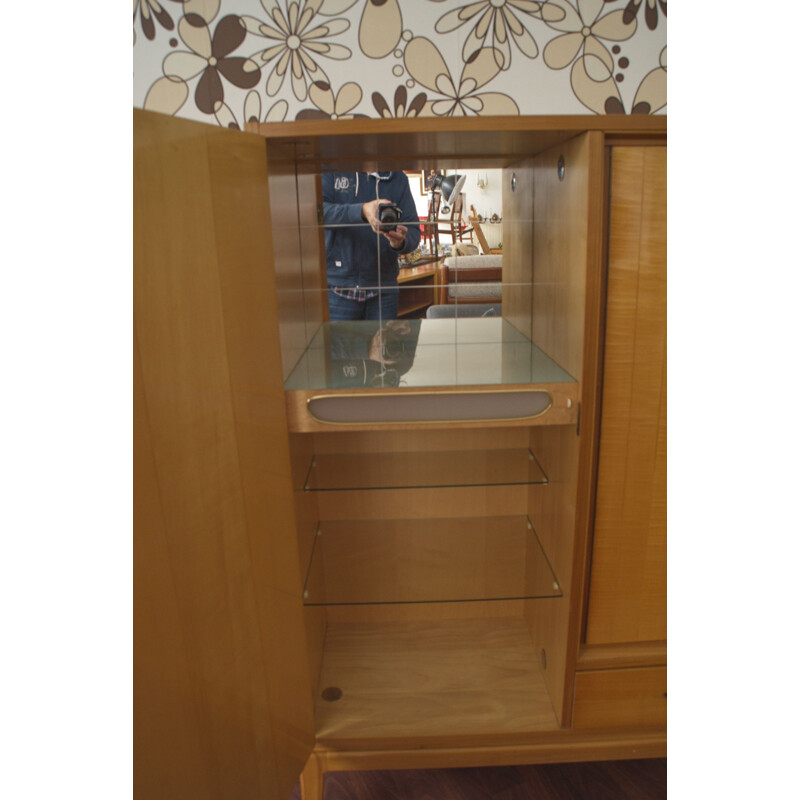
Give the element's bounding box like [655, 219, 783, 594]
[249, 115, 665, 168]
[247, 114, 666, 140]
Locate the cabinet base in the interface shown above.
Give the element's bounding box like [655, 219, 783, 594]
[306, 728, 665, 784]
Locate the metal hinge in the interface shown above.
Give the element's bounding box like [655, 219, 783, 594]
[576, 401, 582, 436]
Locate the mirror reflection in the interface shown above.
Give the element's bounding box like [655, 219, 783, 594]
[322, 170, 422, 321]
[321, 169, 505, 323]
[283, 318, 575, 392]
[328, 319, 421, 388]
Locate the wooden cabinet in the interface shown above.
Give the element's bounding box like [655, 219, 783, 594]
[134, 110, 666, 800]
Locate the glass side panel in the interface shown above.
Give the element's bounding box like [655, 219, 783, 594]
[304, 447, 547, 491]
[302, 516, 562, 606]
[284, 318, 575, 390]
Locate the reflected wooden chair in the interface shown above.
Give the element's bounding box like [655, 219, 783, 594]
[469, 204, 501, 255]
[425, 192, 473, 253]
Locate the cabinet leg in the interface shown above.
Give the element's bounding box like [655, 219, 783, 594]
[300, 752, 323, 800]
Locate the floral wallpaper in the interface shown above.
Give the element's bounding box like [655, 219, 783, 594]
[133, 0, 666, 128]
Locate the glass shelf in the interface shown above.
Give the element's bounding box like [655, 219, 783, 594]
[302, 516, 562, 606]
[284, 318, 576, 391]
[304, 447, 548, 491]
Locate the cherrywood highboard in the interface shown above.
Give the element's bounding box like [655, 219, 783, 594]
[134, 108, 666, 800]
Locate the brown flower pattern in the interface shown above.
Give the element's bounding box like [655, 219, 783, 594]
[371, 86, 428, 119]
[134, 0, 186, 41]
[135, 0, 666, 121]
[433, 0, 556, 70]
[159, 13, 261, 115]
[605, 0, 666, 31]
[213, 92, 289, 128]
[541, 0, 637, 114]
[296, 80, 368, 119]
[404, 36, 519, 116]
[543, 0, 636, 71]
[242, 0, 351, 102]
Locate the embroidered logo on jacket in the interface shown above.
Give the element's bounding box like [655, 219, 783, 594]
[334, 176, 350, 191]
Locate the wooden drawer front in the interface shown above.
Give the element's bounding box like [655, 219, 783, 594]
[572, 667, 666, 730]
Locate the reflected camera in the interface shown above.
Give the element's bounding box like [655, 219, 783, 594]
[382, 330, 408, 361]
[378, 203, 402, 232]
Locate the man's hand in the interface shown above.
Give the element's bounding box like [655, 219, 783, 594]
[361, 199, 390, 232]
[384, 224, 408, 250]
[362, 199, 407, 249]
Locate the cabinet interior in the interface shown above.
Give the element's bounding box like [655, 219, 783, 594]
[266, 127, 603, 741]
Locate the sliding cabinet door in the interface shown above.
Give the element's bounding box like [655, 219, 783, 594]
[574, 145, 667, 731]
[586, 146, 667, 646]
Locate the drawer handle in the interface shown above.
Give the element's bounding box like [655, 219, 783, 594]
[307, 390, 553, 425]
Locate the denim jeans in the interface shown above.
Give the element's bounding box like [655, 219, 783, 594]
[327, 287, 399, 321]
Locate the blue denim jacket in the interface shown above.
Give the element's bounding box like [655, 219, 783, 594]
[322, 172, 421, 289]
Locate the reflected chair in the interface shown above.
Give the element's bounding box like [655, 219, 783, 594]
[441, 253, 503, 305]
[425, 191, 473, 255]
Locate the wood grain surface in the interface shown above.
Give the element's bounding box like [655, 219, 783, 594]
[502, 158, 534, 337]
[523, 132, 605, 727]
[248, 114, 665, 173]
[134, 109, 315, 799]
[585, 147, 667, 645]
[314, 619, 559, 747]
[572, 667, 667, 730]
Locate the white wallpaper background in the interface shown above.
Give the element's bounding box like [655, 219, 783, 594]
[133, 0, 666, 128]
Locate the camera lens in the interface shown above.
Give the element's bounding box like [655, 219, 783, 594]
[383, 339, 404, 360]
[379, 204, 401, 231]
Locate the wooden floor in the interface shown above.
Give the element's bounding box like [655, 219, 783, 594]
[289, 758, 667, 799]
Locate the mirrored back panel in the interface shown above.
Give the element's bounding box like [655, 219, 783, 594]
[264, 128, 606, 395]
[268, 160, 540, 388]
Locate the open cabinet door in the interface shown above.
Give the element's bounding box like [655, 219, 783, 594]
[134, 110, 315, 799]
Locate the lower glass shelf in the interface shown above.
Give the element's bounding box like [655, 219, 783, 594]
[304, 447, 548, 491]
[302, 515, 561, 606]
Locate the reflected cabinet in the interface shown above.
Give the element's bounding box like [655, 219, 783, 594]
[134, 110, 667, 800]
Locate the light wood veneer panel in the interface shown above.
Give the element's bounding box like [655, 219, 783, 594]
[530, 134, 595, 380]
[577, 641, 667, 671]
[572, 667, 667, 730]
[133, 110, 314, 799]
[311, 427, 530, 454]
[502, 159, 534, 337]
[249, 114, 666, 172]
[316, 485, 528, 521]
[585, 147, 667, 644]
[268, 160, 306, 380]
[315, 729, 667, 769]
[523, 132, 606, 727]
[297, 171, 327, 329]
[315, 619, 558, 748]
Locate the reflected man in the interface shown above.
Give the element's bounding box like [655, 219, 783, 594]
[329, 320, 421, 388]
[322, 171, 421, 320]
